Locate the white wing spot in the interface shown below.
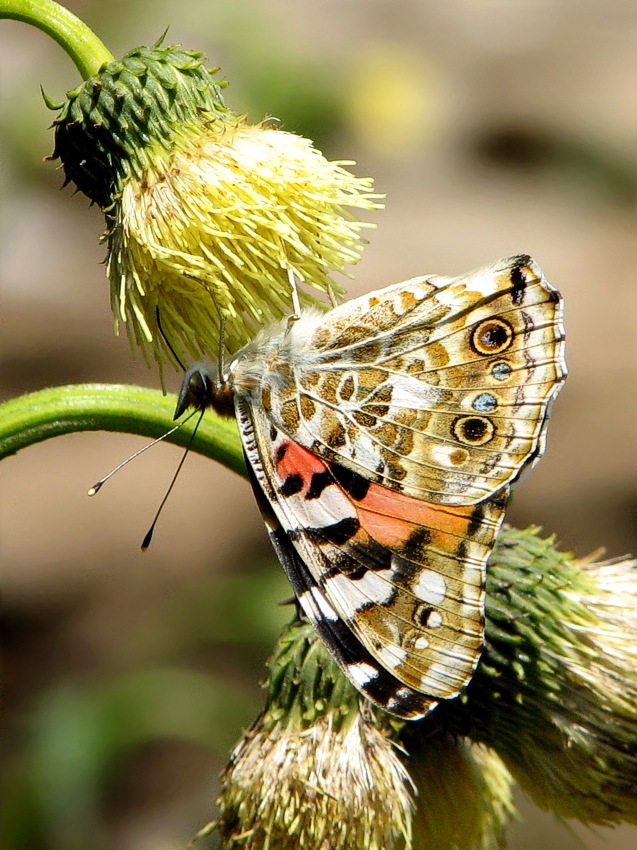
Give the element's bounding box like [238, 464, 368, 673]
[299, 586, 343, 624]
[286, 484, 355, 529]
[346, 429, 380, 470]
[378, 645, 407, 668]
[414, 635, 430, 650]
[426, 611, 443, 629]
[298, 590, 320, 622]
[430, 443, 461, 468]
[389, 374, 446, 408]
[464, 269, 500, 297]
[355, 571, 395, 606]
[325, 573, 368, 612]
[412, 570, 447, 606]
[348, 661, 379, 687]
[430, 288, 466, 308]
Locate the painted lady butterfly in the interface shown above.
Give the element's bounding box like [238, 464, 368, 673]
[177, 255, 566, 719]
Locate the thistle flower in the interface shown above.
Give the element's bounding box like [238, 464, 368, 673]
[51, 44, 381, 372]
[446, 527, 637, 825]
[216, 620, 414, 850]
[215, 529, 637, 850]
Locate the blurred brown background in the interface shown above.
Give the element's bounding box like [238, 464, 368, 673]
[1, 1, 635, 848]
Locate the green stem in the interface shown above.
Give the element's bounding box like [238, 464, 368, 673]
[0, 384, 247, 478]
[0, 0, 114, 79]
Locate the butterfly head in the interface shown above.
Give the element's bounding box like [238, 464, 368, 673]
[174, 362, 235, 420]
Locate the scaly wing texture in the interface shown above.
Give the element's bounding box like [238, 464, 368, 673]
[225, 255, 564, 718]
[237, 397, 506, 719]
[260, 255, 566, 505]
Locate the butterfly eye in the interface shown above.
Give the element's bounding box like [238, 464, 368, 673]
[189, 369, 209, 396]
[174, 364, 213, 419]
[470, 318, 514, 356]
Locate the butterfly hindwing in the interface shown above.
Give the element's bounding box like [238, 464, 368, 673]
[244, 452, 436, 718]
[250, 255, 566, 505]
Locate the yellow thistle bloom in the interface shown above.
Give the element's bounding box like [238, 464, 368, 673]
[109, 119, 379, 366]
[51, 44, 381, 372]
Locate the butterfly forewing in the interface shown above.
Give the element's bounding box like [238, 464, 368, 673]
[237, 398, 508, 717]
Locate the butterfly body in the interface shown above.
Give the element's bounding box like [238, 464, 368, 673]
[180, 255, 566, 719]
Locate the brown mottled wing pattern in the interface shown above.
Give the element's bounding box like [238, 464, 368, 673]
[264, 255, 566, 505]
[224, 254, 565, 719]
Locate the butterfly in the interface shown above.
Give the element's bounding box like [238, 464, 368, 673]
[176, 255, 566, 719]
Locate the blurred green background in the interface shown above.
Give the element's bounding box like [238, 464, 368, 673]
[1, 1, 635, 848]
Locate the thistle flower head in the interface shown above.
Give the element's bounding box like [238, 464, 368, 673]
[218, 713, 414, 850]
[51, 44, 381, 372]
[109, 120, 379, 367]
[215, 620, 414, 850]
[213, 532, 637, 850]
[448, 527, 637, 825]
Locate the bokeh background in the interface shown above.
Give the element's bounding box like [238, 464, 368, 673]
[1, 1, 635, 848]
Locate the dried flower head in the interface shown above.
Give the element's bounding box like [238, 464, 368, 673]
[219, 712, 414, 850]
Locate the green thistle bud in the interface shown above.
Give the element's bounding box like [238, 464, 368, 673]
[51, 43, 381, 370]
[52, 44, 228, 208]
[445, 527, 637, 825]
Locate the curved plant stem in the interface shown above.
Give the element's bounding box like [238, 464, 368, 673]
[0, 0, 114, 79]
[0, 384, 247, 478]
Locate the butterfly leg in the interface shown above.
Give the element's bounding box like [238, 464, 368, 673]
[286, 267, 302, 331]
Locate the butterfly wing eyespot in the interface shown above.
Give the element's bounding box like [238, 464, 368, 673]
[469, 318, 514, 355]
[451, 415, 495, 446]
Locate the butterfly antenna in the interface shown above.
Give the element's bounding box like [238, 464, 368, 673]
[141, 407, 205, 551]
[87, 410, 199, 496]
[156, 305, 187, 372]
